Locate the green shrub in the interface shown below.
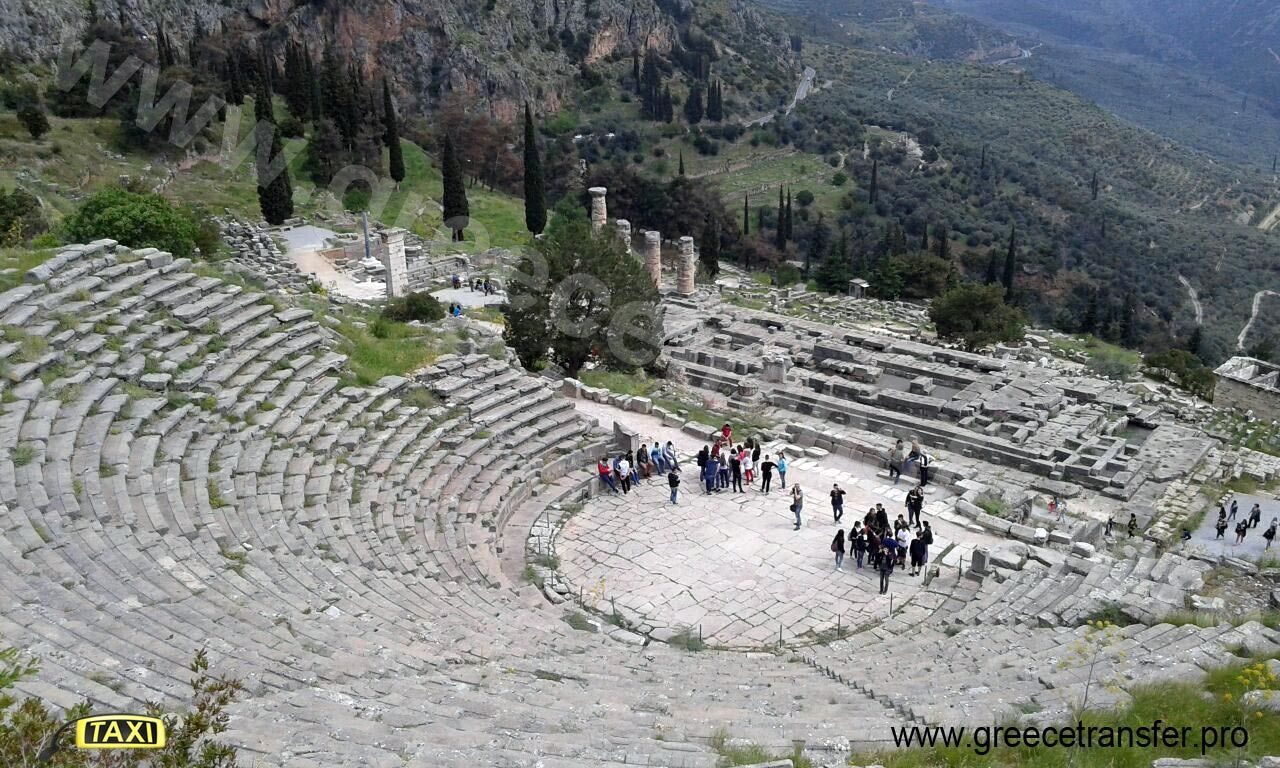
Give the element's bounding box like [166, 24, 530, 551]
[382, 292, 445, 324]
[63, 187, 208, 258]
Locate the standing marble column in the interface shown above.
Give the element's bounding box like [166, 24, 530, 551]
[677, 236, 696, 296]
[380, 227, 408, 299]
[643, 230, 662, 287]
[615, 219, 632, 250]
[589, 187, 608, 233]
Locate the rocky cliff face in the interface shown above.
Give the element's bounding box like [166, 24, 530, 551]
[1, 0, 784, 122]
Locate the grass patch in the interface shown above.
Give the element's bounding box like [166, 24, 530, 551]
[578, 368, 659, 397]
[975, 491, 1011, 519]
[522, 564, 544, 588]
[219, 548, 248, 576]
[400, 387, 437, 410]
[564, 611, 598, 633]
[667, 626, 706, 652]
[0, 247, 56, 291]
[207, 480, 230, 508]
[332, 307, 455, 386]
[533, 553, 560, 570]
[1078, 603, 1141, 628]
[1, 325, 49, 362]
[708, 730, 813, 768]
[12, 444, 37, 466]
[652, 395, 775, 435]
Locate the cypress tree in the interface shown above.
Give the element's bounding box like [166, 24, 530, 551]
[785, 188, 793, 242]
[699, 213, 721, 278]
[641, 48, 660, 118]
[1081, 290, 1100, 335]
[522, 103, 546, 235]
[661, 86, 674, 123]
[441, 133, 470, 242]
[869, 159, 878, 204]
[934, 226, 950, 261]
[384, 80, 405, 188]
[984, 250, 999, 285]
[632, 49, 641, 94]
[743, 193, 750, 237]
[284, 43, 310, 121]
[1090, 170, 1099, 201]
[684, 83, 703, 124]
[775, 186, 786, 250]
[678, 151, 685, 176]
[920, 227, 929, 253]
[307, 52, 323, 120]
[1001, 224, 1017, 302]
[254, 76, 293, 225]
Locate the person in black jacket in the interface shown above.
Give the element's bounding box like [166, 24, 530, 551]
[831, 529, 846, 571]
[730, 448, 744, 493]
[668, 468, 680, 505]
[851, 529, 867, 569]
[909, 530, 928, 576]
[878, 545, 895, 594]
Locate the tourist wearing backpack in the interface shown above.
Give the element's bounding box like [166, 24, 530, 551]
[790, 484, 804, 530]
[851, 530, 867, 569]
[831, 529, 845, 571]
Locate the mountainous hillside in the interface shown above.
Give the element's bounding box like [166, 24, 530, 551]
[1, 0, 1277, 365]
[931, 0, 1280, 105]
[920, 0, 1280, 167]
[0, 0, 797, 120]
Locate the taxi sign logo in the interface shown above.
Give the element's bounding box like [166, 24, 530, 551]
[74, 715, 166, 749]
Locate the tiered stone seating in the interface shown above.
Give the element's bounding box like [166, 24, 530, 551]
[3, 242, 906, 767]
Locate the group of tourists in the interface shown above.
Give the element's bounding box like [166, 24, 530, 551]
[444, 303, 465, 317]
[596, 441, 680, 500]
[886, 438, 933, 487]
[1213, 499, 1277, 548]
[593, 424, 939, 591]
[831, 503, 935, 593]
[449, 274, 498, 295]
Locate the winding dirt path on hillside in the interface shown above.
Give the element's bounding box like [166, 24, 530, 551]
[1238, 290, 1280, 350]
[1258, 200, 1280, 231]
[1178, 274, 1204, 327]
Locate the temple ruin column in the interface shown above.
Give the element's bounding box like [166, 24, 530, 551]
[643, 230, 662, 287]
[677, 236, 696, 296]
[380, 227, 408, 299]
[589, 187, 608, 233]
[615, 219, 632, 250]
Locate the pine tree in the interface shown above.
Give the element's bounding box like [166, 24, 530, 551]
[1001, 224, 1017, 302]
[742, 193, 750, 237]
[869, 159, 878, 204]
[684, 83, 703, 124]
[384, 79, 405, 188]
[678, 151, 685, 176]
[254, 76, 293, 225]
[774, 186, 786, 250]
[523, 103, 546, 235]
[699, 213, 721, 278]
[441, 133, 470, 242]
